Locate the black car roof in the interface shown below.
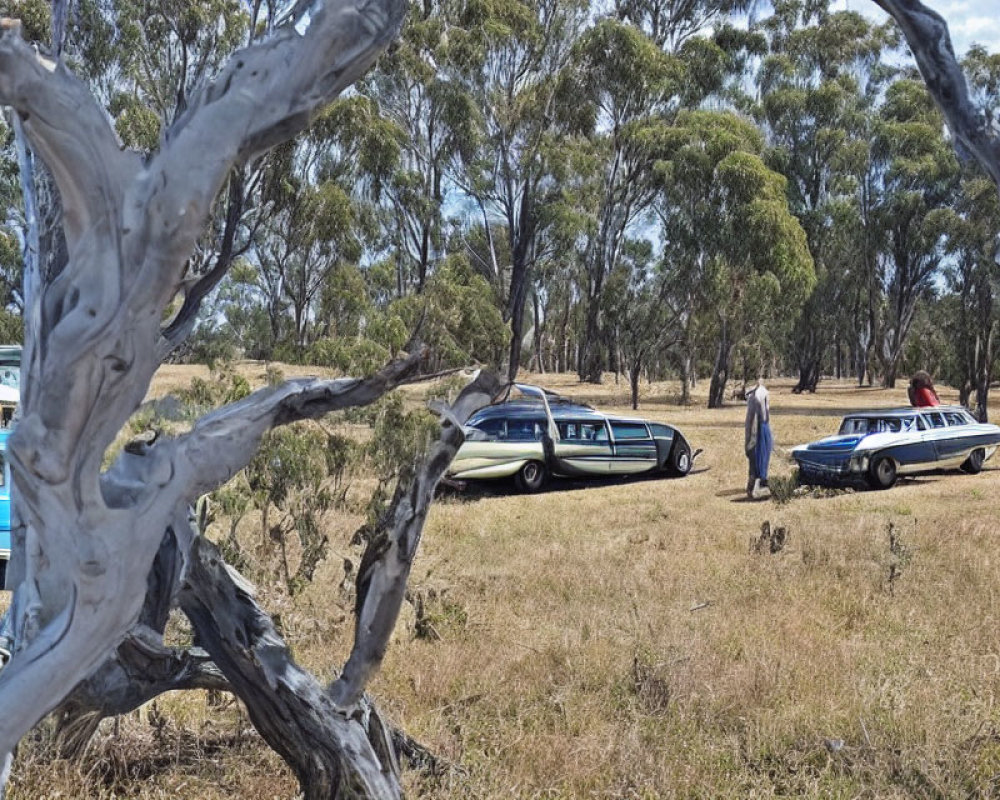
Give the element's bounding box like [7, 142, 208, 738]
[467, 400, 662, 427]
[470, 401, 606, 423]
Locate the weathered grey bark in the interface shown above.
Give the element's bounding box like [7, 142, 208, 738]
[182, 535, 401, 800]
[181, 372, 501, 797]
[872, 0, 1000, 193]
[0, 0, 407, 784]
[332, 371, 501, 708]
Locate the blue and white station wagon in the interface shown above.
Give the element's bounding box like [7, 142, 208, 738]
[793, 406, 1000, 489]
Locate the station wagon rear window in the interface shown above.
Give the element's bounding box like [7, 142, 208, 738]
[611, 422, 650, 440]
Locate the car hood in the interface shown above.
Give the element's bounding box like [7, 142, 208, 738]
[794, 431, 918, 454]
[795, 434, 864, 453]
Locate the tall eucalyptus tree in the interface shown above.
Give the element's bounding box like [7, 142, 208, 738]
[652, 110, 815, 407]
[445, 0, 587, 380]
[871, 77, 958, 386]
[357, 0, 477, 295]
[934, 175, 1000, 419]
[756, 0, 895, 392]
[562, 10, 758, 383]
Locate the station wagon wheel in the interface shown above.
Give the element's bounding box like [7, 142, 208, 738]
[961, 448, 986, 475]
[515, 461, 548, 493]
[867, 455, 897, 490]
[667, 439, 692, 476]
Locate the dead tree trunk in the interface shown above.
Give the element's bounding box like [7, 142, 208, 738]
[0, 2, 494, 794]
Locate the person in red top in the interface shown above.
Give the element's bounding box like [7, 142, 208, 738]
[908, 371, 940, 407]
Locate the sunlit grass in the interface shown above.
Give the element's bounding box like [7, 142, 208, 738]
[14, 366, 1000, 798]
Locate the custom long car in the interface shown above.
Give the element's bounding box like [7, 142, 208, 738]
[792, 406, 1000, 489]
[447, 384, 695, 492]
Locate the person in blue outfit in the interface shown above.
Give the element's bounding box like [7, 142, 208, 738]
[745, 378, 772, 499]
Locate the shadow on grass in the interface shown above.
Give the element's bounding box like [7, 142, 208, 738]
[438, 466, 711, 503]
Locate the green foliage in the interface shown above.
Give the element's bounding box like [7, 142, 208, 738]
[653, 108, 814, 395]
[307, 337, 393, 376]
[347, 391, 439, 482]
[0, 0, 50, 42]
[385, 254, 509, 370]
[0, 309, 22, 344]
[177, 364, 251, 410]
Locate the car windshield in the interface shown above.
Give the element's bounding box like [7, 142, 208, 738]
[838, 416, 917, 435]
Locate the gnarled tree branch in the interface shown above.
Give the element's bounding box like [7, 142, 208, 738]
[0, 0, 409, 775]
[331, 371, 504, 709]
[872, 0, 1000, 191]
[166, 349, 427, 501]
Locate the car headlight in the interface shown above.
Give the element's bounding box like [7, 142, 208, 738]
[850, 453, 870, 472]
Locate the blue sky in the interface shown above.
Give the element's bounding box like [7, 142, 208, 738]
[830, 0, 1000, 57]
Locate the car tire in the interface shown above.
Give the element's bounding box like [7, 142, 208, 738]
[961, 448, 986, 475]
[515, 461, 548, 493]
[667, 439, 692, 476]
[867, 455, 897, 490]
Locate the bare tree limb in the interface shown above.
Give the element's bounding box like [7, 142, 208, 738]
[330, 371, 503, 710]
[872, 0, 1000, 190]
[167, 350, 427, 500]
[160, 169, 247, 354]
[180, 536, 401, 800]
[0, 20, 139, 251]
[136, 0, 408, 283]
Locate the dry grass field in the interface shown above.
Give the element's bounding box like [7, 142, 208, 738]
[11, 366, 1000, 799]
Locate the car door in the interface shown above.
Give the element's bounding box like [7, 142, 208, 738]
[931, 410, 978, 462]
[552, 420, 613, 475]
[608, 421, 657, 474]
[918, 411, 956, 463]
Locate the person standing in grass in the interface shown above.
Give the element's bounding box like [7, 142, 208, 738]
[745, 378, 772, 500]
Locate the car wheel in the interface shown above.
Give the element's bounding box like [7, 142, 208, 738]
[667, 439, 692, 476]
[515, 461, 548, 493]
[867, 455, 897, 489]
[961, 448, 986, 474]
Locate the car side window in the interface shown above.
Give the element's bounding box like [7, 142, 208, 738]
[475, 418, 506, 440]
[872, 419, 902, 433]
[839, 418, 866, 435]
[507, 418, 545, 441]
[611, 422, 650, 441]
[944, 412, 966, 426]
[925, 412, 946, 429]
[559, 421, 607, 443]
[649, 423, 673, 438]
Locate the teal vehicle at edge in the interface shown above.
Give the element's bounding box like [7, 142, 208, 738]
[0, 428, 9, 585]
